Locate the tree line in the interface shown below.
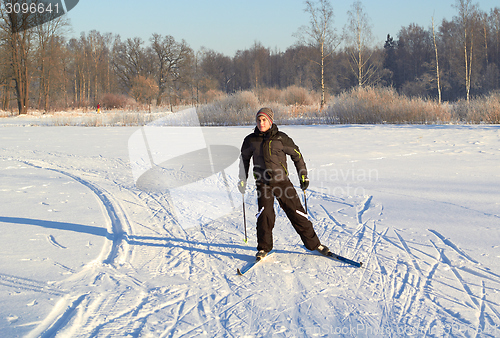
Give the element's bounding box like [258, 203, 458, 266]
[1, 0, 499, 115]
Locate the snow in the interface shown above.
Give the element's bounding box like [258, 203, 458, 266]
[1, 118, 500, 337]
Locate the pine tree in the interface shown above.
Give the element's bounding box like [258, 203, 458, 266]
[382, 34, 398, 87]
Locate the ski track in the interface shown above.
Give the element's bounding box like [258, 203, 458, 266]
[430, 240, 479, 310]
[1, 148, 499, 337]
[394, 229, 422, 275]
[356, 195, 373, 225]
[0, 273, 66, 297]
[428, 229, 479, 264]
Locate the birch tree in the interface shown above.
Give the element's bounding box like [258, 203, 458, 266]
[454, 0, 479, 102]
[431, 16, 442, 104]
[295, 0, 341, 108]
[344, 1, 377, 87]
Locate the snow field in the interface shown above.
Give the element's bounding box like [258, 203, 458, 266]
[0, 124, 499, 337]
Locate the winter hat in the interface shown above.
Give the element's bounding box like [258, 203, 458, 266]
[256, 107, 274, 124]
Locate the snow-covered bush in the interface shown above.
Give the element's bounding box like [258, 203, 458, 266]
[281, 85, 316, 106]
[451, 92, 500, 123]
[101, 93, 137, 110]
[325, 87, 451, 124]
[197, 91, 259, 125]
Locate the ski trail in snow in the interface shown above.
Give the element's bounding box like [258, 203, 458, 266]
[317, 203, 355, 250]
[429, 240, 480, 310]
[308, 189, 354, 207]
[458, 265, 500, 283]
[394, 229, 422, 275]
[10, 158, 145, 337]
[319, 204, 342, 229]
[487, 302, 500, 323]
[338, 222, 364, 257]
[428, 229, 479, 264]
[19, 158, 135, 265]
[28, 293, 89, 338]
[356, 195, 373, 224]
[477, 281, 487, 335]
[0, 273, 66, 296]
[356, 225, 389, 291]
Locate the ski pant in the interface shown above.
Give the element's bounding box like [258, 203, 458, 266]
[255, 179, 320, 252]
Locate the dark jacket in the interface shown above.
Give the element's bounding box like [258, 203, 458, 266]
[239, 124, 307, 184]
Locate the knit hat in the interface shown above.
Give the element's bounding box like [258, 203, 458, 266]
[256, 107, 274, 124]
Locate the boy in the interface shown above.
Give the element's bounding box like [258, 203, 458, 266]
[238, 107, 330, 259]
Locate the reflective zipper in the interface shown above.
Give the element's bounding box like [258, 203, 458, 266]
[280, 162, 288, 175]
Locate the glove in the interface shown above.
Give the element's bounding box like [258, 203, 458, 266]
[300, 175, 309, 190]
[237, 180, 246, 194]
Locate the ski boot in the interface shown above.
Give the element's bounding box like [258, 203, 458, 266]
[316, 244, 331, 256]
[256, 250, 269, 261]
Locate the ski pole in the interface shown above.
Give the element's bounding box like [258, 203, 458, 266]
[242, 194, 248, 243]
[303, 189, 308, 214]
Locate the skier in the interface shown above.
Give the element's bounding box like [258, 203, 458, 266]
[238, 107, 330, 259]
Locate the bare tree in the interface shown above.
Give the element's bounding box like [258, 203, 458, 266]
[295, 0, 341, 108]
[199, 48, 233, 93]
[150, 33, 192, 106]
[480, 13, 489, 70]
[66, 37, 85, 106]
[344, 1, 377, 87]
[87, 30, 106, 104]
[492, 8, 500, 64]
[431, 16, 442, 104]
[34, 16, 69, 111]
[101, 33, 115, 94]
[0, 22, 13, 110]
[0, 2, 34, 114]
[489, 8, 500, 90]
[249, 42, 271, 90]
[130, 75, 158, 111]
[69, 33, 93, 106]
[112, 37, 152, 93]
[454, 0, 480, 102]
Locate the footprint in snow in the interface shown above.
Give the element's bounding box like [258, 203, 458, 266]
[47, 235, 66, 249]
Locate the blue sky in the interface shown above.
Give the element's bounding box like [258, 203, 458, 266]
[66, 0, 499, 56]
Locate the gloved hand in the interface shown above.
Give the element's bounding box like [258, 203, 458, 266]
[300, 175, 309, 190]
[237, 180, 246, 194]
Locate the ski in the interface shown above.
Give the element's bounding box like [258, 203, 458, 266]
[326, 251, 363, 268]
[237, 250, 275, 275]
